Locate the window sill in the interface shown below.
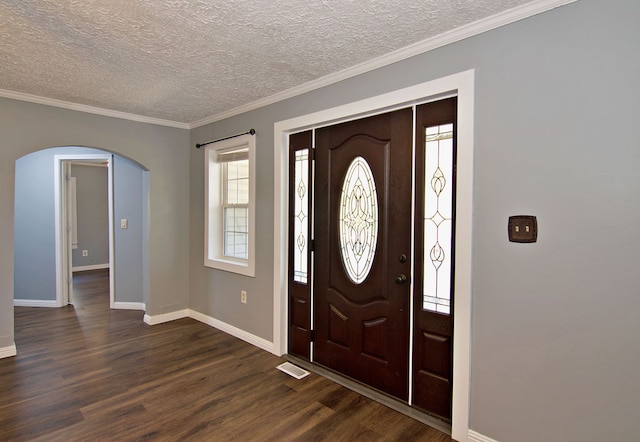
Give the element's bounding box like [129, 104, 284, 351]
[204, 256, 255, 277]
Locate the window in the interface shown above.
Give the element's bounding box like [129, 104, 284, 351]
[422, 123, 454, 314]
[222, 159, 249, 259]
[292, 148, 310, 283]
[339, 156, 378, 284]
[205, 134, 255, 276]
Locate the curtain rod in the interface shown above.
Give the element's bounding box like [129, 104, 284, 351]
[195, 129, 255, 149]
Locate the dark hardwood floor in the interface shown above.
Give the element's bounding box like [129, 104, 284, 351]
[0, 269, 451, 441]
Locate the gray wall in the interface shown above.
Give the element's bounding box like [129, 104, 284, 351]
[71, 164, 109, 268]
[113, 156, 144, 303]
[14, 150, 57, 302]
[190, 1, 640, 440]
[2, 98, 190, 349]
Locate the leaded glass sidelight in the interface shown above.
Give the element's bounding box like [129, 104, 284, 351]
[293, 149, 309, 283]
[423, 123, 454, 314]
[339, 156, 378, 284]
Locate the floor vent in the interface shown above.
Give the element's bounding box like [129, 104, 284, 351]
[276, 362, 310, 379]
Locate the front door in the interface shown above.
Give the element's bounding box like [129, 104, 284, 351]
[313, 108, 413, 400]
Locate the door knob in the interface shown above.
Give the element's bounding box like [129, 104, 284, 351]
[398, 254, 408, 263]
[395, 274, 407, 285]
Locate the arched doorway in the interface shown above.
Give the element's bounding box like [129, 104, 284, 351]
[13, 146, 149, 314]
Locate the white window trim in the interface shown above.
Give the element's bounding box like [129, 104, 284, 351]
[204, 134, 256, 277]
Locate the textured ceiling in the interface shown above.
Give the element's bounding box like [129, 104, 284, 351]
[1, 0, 539, 125]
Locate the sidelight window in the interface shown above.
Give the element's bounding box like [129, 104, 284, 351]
[423, 124, 454, 313]
[293, 149, 310, 283]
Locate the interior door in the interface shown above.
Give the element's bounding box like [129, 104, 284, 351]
[313, 108, 413, 400]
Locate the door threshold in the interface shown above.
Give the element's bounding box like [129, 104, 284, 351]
[285, 355, 451, 436]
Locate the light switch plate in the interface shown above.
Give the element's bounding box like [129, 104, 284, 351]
[508, 215, 537, 243]
[120, 219, 128, 229]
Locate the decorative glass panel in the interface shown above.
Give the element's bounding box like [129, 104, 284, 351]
[339, 156, 378, 284]
[423, 123, 454, 314]
[293, 149, 309, 284]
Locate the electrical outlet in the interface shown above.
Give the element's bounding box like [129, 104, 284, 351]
[240, 290, 247, 304]
[82, 250, 88, 257]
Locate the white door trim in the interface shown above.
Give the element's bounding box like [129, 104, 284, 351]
[54, 154, 115, 308]
[273, 69, 474, 441]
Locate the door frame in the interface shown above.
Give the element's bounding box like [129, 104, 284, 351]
[54, 154, 115, 307]
[273, 70, 474, 441]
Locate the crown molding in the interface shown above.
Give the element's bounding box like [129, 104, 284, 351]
[0, 0, 577, 130]
[0, 89, 190, 129]
[190, 0, 578, 129]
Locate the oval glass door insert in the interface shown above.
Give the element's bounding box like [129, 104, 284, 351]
[339, 156, 378, 284]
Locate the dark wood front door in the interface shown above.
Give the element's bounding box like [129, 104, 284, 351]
[313, 108, 413, 400]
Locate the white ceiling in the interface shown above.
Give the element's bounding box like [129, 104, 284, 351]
[1, 0, 546, 127]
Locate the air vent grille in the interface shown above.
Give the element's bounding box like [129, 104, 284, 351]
[276, 362, 310, 379]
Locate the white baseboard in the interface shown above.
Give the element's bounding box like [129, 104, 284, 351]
[0, 343, 17, 359]
[14, 299, 59, 307]
[142, 308, 275, 354]
[72, 264, 110, 272]
[143, 309, 189, 325]
[188, 309, 275, 354]
[113, 302, 146, 311]
[469, 430, 499, 442]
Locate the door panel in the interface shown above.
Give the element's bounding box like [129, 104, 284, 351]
[314, 109, 413, 400]
[288, 131, 313, 359]
[413, 97, 457, 419]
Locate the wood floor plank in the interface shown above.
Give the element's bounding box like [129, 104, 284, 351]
[1, 269, 452, 441]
